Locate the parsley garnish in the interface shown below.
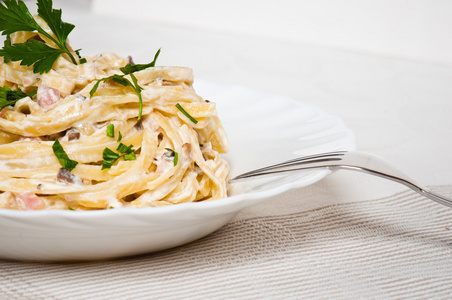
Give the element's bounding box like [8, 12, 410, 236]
[102, 147, 120, 170]
[0, 86, 36, 110]
[89, 49, 161, 120]
[106, 123, 114, 138]
[119, 48, 161, 74]
[0, 0, 81, 74]
[175, 103, 198, 124]
[52, 139, 78, 172]
[116, 143, 133, 155]
[164, 148, 178, 166]
[117, 131, 122, 142]
[117, 143, 136, 161]
[101, 143, 136, 170]
[74, 48, 87, 64]
[90, 74, 144, 120]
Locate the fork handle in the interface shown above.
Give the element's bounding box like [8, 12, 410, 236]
[337, 152, 452, 208]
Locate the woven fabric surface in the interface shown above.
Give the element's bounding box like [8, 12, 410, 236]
[1, 186, 451, 300]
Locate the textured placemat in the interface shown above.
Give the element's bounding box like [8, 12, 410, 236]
[1, 186, 452, 299]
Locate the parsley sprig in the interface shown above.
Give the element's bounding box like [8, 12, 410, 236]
[0, 86, 36, 110]
[90, 48, 161, 120]
[0, 0, 81, 74]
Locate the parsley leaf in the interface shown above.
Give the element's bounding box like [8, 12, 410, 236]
[119, 48, 161, 74]
[0, 86, 36, 110]
[52, 139, 78, 172]
[89, 80, 102, 98]
[175, 103, 198, 124]
[117, 143, 136, 161]
[123, 151, 136, 161]
[106, 123, 115, 138]
[0, 39, 65, 74]
[90, 74, 133, 97]
[110, 74, 133, 87]
[129, 73, 143, 119]
[74, 49, 87, 64]
[36, 0, 75, 53]
[0, 0, 79, 73]
[101, 143, 136, 170]
[102, 147, 120, 170]
[116, 143, 133, 154]
[0, 0, 39, 35]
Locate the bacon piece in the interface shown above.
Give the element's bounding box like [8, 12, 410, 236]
[0, 108, 6, 118]
[16, 192, 45, 210]
[22, 76, 37, 87]
[37, 85, 60, 110]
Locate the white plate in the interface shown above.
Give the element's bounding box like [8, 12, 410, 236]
[0, 81, 355, 261]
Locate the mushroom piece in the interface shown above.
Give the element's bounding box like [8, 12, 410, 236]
[56, 168, 82, 185]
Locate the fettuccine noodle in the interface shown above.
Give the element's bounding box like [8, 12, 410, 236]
[0, 23, 230, 210]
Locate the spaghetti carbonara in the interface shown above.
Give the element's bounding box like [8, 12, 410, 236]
[0, 21, 230, 210]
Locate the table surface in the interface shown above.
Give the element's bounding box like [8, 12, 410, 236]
[1, 2, 452, 299]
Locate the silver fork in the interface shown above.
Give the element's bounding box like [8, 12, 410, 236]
[230, 151, 452, 208]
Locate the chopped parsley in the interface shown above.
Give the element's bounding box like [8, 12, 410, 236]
[107, 124, 122, 142]
[52, 139, 78, 172]
[175, 103, 198, 124]
[101, 143, 136, 170]
[0, 86, 36, 110]
[106, 123, 115, 138]
[102, 147, 120, 170]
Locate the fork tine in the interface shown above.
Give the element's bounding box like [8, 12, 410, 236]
[269, 151, 346, 168]
[231, 151, 346, 180]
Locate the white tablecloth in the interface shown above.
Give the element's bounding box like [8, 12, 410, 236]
[1, 1, 452, 299]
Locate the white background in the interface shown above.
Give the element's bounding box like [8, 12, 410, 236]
[92, 0, 452, 66]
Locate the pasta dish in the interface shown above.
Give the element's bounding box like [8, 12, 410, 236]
[0, 2, 230, 210]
